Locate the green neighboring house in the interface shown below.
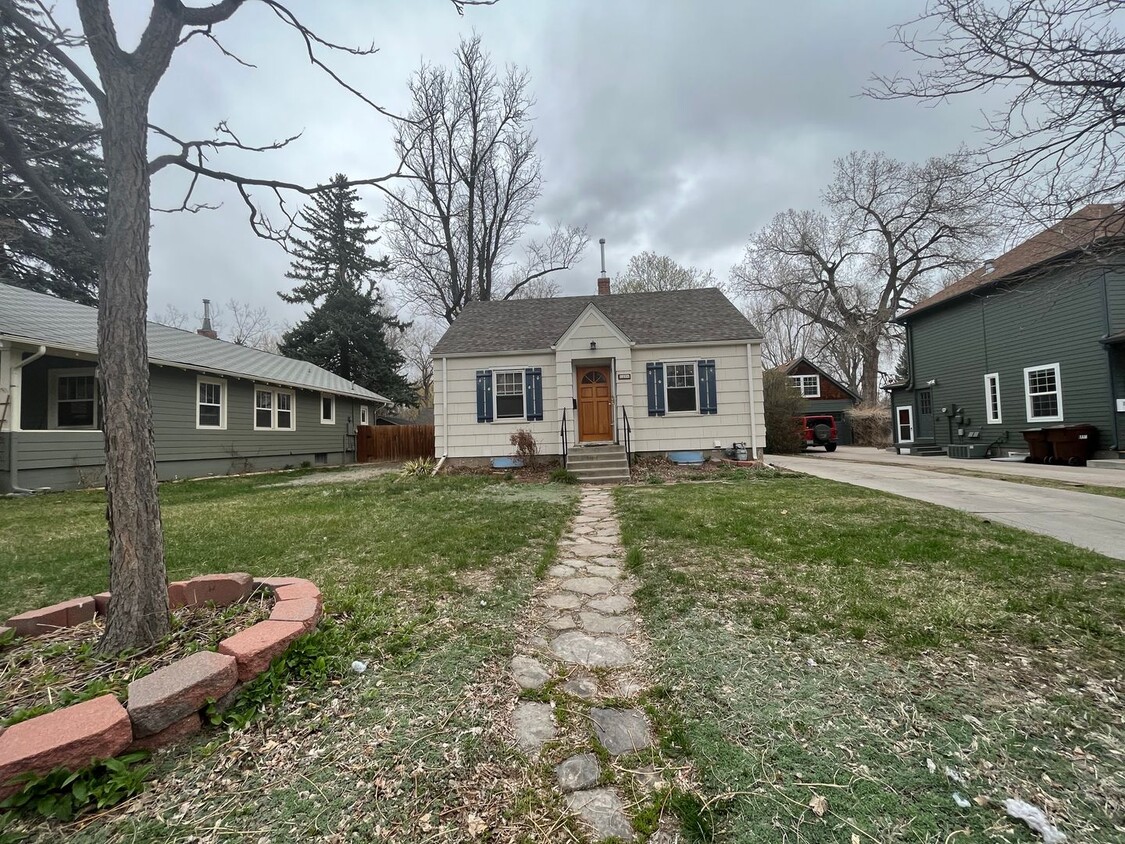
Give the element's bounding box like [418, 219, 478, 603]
[0, 283, 390, 492]
[888, 204, 1125, 460]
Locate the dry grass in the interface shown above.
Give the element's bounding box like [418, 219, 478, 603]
[616, 474, 1124, 842]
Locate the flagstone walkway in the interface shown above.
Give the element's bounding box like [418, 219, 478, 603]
[509, 486, 679, 843]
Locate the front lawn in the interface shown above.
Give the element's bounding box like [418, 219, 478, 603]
[0, 470, 578, 841]
[615, 472, 1123, 843]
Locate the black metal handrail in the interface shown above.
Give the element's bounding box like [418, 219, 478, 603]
[621, 406, 632, 466]
[560, 408, 568, 468]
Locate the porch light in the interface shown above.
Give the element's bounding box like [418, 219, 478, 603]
[589, 341, 597, 351]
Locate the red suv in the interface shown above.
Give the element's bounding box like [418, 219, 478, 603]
[798, 414, 838, 452]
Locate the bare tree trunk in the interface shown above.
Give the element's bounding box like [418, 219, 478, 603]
[860, 339, 881, 406]
[97, 76, 168, 654]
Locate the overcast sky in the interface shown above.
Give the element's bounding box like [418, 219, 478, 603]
[72, 1, 997, 333]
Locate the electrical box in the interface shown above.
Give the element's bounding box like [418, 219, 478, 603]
[1117, 398, 1125, 412]
[957, 427, 964, 436]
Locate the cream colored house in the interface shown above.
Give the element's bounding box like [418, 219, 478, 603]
[431, 281, 765, 478]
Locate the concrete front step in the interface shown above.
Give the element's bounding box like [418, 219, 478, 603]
[566, 458, 630, 471]
[571, 468, 631, 484]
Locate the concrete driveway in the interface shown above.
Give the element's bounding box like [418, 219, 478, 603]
[768, 453, 1125, 560]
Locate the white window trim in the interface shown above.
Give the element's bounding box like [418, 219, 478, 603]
[789, 373, 820, 398]
[984, 372, 1002, 425]
[493, 369, 527, 421]
[320, 393, 336, 425]
[254, 385, 297, 431]
[663, 361, 699, 414]
[196, 376, 227, 430]
[48, 367, 98, 430]
[1023, 363, 1063, 423]
[896, 405, 915, 443]
[359, 405, 369, 426]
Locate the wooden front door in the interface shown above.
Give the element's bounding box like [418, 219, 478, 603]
[577, 366, 613, 442]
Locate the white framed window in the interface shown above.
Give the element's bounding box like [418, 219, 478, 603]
[789, 374, 820, 398]
[49, 368, 98, 429]
[984, 373, 1002, 424]
[254, 386, 296, 431]
[495, 370, 526, 419]
[320, 394, 336, 425]
[896, 405, 914, 442]
[1024, 363, 1063, 422]
[359, 405, 369, 426]
[197, 377, 227, 429]
[665, 362, 698, 413]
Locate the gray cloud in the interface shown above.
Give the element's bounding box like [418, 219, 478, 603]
[53, 2, 1002, 326]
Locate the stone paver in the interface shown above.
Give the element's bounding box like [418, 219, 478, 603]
[556, 753, 600, 792]
[560, 675, 598, 700]
[544, 593, 581, 610]
[561, 577, 615, 596]
[512, 701, 555, 756]
[551, 631, 634, 668]
[546, 615, 577, 631]
[547, 564, 576, 578]
[578, 611, 632, 635]
[588, 595, 633, 615]
[582, 564, 621, 579]
[511, 655, 551, 690]
[590, 708, 654, 756]
[565, 788, 635, 841]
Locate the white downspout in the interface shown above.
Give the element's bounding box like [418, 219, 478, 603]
[746, 342, 761, 460]
[7, 345, 48, 495]
[441, 356, 448, 459]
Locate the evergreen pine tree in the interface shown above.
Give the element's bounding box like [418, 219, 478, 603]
[278, 174, 415, 406]
[0, 0, 105, 304]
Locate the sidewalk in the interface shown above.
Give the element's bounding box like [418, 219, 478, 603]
[805, 446, 1125, 488]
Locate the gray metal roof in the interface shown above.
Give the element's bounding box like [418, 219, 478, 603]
[0, 282, 390, 402]
[431, 287, 762, 355]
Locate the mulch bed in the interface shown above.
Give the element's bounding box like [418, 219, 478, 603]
[0, 597, 270, 727]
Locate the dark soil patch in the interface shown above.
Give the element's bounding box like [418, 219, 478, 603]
[1, 598, 270, 726]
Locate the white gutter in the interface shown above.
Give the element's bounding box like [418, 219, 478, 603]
[7, 345, 48, 495]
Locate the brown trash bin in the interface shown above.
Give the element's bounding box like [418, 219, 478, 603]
[1021, 428, 1052, 463]
[1046, 425, 1098, 466]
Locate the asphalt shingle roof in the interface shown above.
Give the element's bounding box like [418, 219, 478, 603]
[431, 287, 761, 355]
[901, 204, 1125, 320]
[0, 283, 390, 402]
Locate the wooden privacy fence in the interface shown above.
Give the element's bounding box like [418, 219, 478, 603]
[357, 424, 434, 463]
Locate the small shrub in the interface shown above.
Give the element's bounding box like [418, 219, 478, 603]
[509, 429, 540, 467]
[549, 467, 579, 484]
[0, 752, 152, 821]
[300, 460, 312, 469]
[762, 370, 804, 454]
[847, 403, 892, 448]
[397, 457, 435, 480]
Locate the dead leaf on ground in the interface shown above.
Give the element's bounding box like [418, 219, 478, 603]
[809, 794, 828, 817]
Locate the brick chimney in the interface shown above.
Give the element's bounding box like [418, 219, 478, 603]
[197, 298, 218, 339]
[596, 237, 610, 295]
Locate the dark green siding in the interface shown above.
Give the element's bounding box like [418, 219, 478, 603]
[5, 359, 372, 491]
[896, 262, 1123, 455]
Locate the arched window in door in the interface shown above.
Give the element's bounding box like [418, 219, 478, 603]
[581, 370, 607, 384]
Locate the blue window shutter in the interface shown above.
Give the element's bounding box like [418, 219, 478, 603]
[646, 362, 665, 416]
[698, 360, 717, 414]
[525, 367, 544, 420]
[476, 370, 493, 422]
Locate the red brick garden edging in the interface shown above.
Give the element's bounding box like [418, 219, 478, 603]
[0, 573, 322, 799]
